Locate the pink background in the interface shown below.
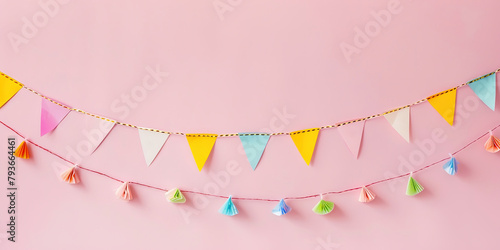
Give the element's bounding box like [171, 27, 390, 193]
[1, 0, 500, 249]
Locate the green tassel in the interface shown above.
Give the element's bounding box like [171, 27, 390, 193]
[406, 176, 424, 196]
[165, 188, 186, 203]
[312, 199, 334, 215]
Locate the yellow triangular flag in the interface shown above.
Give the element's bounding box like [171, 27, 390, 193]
[0, 73, 22, 108]
[427, 88, 456, 126]
[290, 128, 319, 165]
[186, 134, 217, 171]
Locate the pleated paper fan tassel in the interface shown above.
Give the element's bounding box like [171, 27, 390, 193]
[406, 174, 424, 196]
[116, 182, 133, 201]
[312, 195, 334, 215]
[60, 166, 80, 184]
[484, 131, 500, 153]
[219, 195, 238, 216]
[443, 154, 458, 175]
[358, 186, 375, 203]
[165, 188, 186, 203]
[14, 140, 29, 159]
[272, 199, 292, 216]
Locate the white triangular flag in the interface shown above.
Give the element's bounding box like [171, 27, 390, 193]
[91, 120, 115, 154]
[138, 129, 169, 166]
[384, 107, 410, 142]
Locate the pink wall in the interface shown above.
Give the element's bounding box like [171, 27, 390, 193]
[1, 0, 500, 249]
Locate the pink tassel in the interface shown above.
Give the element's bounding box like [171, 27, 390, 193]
[358, 186, 375, 203]
[116, 182, 133, 201]
[60, 166, 80, 184]
[484, 131, 500, 153]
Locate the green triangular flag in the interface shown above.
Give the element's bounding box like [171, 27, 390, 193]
[406, 176, 424, 196]
[312, 199, 334, 215]
[165, 188, 186, 203]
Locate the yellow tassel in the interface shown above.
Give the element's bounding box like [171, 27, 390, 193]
[14, 141, 29, 159]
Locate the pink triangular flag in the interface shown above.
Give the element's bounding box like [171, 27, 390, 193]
[91, 120, 116, 154]
[41, 98, 71, 136]
[337, 120, 365, 158]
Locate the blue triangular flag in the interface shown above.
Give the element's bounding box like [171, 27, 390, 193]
[443, 154, 458, 175]
[219, 195, 238, 216]
[469, 73, 496, 111]
[238, 133, 270, 170]
[272, 199, 291, 216]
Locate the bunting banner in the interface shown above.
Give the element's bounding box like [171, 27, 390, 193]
[186, 134, 217, 171]
[238, 133, 270, 170]
[290, 128, 319, 165]
[41, 98, 71, 136]
[138, 129, 170, 166]
[427, 88, 457, 126]
[0, 74, 22, 108]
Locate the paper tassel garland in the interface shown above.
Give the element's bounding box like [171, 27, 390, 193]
[0, 74, 22, 108]
[60, 166, 80, 184]
[165, 188, 186, 203]
[290, 128, 319, 165]
[484, 131, 500, 153]
[219, 195, 238, 216]
[14, 140, 29, 159]
[358, 186, 375, 203]
[272, 199, 292, 216]
[406, 174, 424, 196]
[312, 196, 334, 215]
[427, 88, 457, 126]
[186, 134, 217, 171]
[442, 154, 458, 175]
[116, 182, 133, 201]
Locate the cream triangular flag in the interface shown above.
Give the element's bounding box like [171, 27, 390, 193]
[384, 107, 410, 142]
[138, 129, 169, 166]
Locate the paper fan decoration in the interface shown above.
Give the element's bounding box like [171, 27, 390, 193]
[358, 186, 375, 203]
[312, 196, 334, 215]
[406, 174, 424, 196]
[60, 166, 80, 184]
[442, 154, 458, 175]
[484, 131, 500, 153]
[14, 140, 29, 159]
[116, 182, 133, 201]
[219, 195, 238, 216]
[165, 188, 186, 203]
[272, 199, 292, 216]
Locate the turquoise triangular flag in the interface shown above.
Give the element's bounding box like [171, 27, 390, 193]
[219, 195, 238, 216]
[238, 133, 270, 170]
[469, 73, 496, 111]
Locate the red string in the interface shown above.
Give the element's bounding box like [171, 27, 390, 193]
[1, 120, 498, 202]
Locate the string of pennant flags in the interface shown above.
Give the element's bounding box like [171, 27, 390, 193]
[0, 69, 498, 171]
[3, 119, 500, 216]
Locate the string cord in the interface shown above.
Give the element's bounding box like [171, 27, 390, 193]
[1, 120, 498, 202]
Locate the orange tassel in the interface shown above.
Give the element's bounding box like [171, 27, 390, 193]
[484, 131, 500, 153]
[60, 167, 80, 184]
[116, 182, 133, 201]
[14, 141, 30, 159]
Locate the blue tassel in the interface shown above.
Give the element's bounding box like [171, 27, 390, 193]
[272, 199, 291, 216]
[443, 154, 458, 175]
[219, 195, 238, 216]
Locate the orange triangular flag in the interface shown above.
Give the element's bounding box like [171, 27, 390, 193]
[484, 131, 500, 153]
[358, 186, 375, 203]
[116, 182, 133, 201]
[427, 88, 457, 126]
[14, 141, 29, 159]
[60, 167, 80, 184]
[290, 128, 319, 165]
[186, 134, 217, 171]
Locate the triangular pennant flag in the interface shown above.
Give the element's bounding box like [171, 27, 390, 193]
[384, 107, 410, 142]
[41, 98, 71, 136]
[14, 140, 30, 159]
[358, 186, 376, 203]
[138, 129, 169, 166]
[427, 88, 457, 126]
[484, 131, 500, 153]
[443, 154, 458, 175]
[165, 188, 186, 203]
[186, 134, 217, 171]
[91, 120, 116, 154]
[406, 175, 424, 196]
[219, 195, 238, 216]
[115, 182, 133, 201]
[238, 133, 270, 170]
[290, 128, 319, 165]
[272, 199, 292, 216]
[337, 120, 365, 158]
[469, 73, 496, 111]
[60, 167, 80, 184]
[0, 74, 22, 108]
[312, 197, 334, 215]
